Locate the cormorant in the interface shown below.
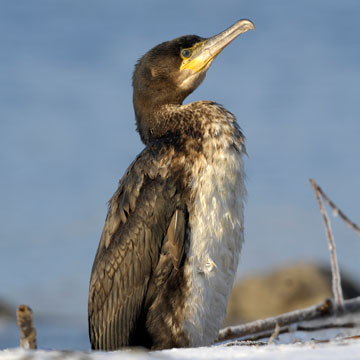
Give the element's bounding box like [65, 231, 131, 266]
[88, 19, 255, 350]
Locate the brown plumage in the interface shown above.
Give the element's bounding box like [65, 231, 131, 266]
[88, 19, 254, 350]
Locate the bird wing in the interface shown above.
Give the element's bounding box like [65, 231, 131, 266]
[88, 145, 187, 350]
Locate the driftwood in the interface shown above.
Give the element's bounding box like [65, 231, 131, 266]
[219, 296, 360, 343]
[16, 304, 37, 349]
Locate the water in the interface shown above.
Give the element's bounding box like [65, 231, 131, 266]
[1, 0, 360, 351]
[0, 318, 89, 351]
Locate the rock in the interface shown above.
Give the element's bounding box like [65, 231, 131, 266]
[225, 262, 360, 325]
[0, 298, 15, 320]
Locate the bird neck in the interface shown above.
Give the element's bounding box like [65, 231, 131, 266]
[134, 102, 187, 145]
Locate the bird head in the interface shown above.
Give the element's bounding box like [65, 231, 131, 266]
[132, 19, 255, 143]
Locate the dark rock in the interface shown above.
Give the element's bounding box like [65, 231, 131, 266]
[0, 298, 15, 320]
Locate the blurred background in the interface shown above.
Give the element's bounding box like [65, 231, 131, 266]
[1, 0, 360, 350]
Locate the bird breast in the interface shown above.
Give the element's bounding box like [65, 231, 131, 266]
[180, 102, 246, 346]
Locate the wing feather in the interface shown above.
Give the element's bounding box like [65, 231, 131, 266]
[88, 145, 187, 350]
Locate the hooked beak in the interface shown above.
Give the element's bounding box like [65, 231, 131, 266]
[180, 19, 255, 73]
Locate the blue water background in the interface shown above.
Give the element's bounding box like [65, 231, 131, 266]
[1, 0, 360, 350]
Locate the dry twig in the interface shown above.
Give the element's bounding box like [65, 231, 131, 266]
[310, 179, 344, 310]
[16, 304, 37, 349]
[267, 322, 280, 344]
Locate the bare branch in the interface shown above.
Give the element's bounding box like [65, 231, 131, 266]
[310, 179, 344, 310]
[219, 298, 332, 342]
[17, 304, 37, 349]
[218, 297, 360, 343]
[313, 181, 360, 236]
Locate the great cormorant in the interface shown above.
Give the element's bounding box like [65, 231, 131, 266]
[88, 19, 255, 350]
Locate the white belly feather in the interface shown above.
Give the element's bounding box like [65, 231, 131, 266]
[182, 134, 246, 346]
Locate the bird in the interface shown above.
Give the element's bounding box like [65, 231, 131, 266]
[88, 19, 255, 351]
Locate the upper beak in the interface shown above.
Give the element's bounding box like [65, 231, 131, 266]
[180, 19, 255, 73]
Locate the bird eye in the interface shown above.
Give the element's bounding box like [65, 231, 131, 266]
[181, 49, 192, 58]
